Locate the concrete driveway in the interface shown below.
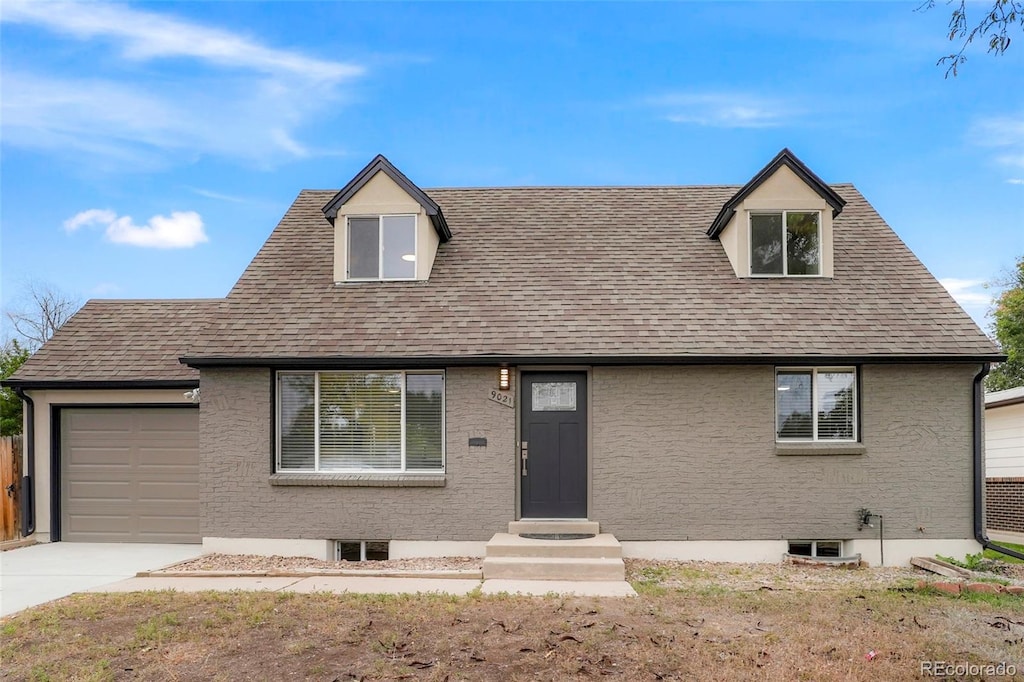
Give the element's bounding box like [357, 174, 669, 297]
[0, 542, 203, 617]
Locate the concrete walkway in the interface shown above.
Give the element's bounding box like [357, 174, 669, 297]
[0, 543, 204, 617]
[89, 575, 485, 596]
[1, 543, 636, 617]
[87, 575, 637, 598]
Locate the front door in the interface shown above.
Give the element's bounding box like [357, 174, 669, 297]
[520, 372, 587, 518]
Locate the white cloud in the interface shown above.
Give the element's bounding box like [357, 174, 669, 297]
[184, 187, 247, 203]
[64, 209, 209, 249]
[939, 277, 995, 329]
[2, 1, 361, 82]
[939, 278, 991, 305]
[63, 208, 117, 232]
[970, 114, 1024, 180]
[1, 2, 364, 168]
[90, 282, 122, 296]
[645, 92, 796, 128]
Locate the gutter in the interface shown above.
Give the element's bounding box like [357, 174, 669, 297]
[180, 353, 1006, 369]
[12, 387, 34, 537]
[973, 363, 1024, 561]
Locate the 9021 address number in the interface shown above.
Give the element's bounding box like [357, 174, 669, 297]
[488, 390, 514, 408]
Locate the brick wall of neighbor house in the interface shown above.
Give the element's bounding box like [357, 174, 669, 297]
[591, 364, 978, 541]
[199, 367, 516, 541]
[986, 478, 1024, 534]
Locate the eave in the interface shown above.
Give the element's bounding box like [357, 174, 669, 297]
[180, 353, 1005, 370]
[321, 154, 452, 242]
[707, 148, 848, 239]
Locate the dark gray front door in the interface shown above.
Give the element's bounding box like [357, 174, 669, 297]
[520, 372, 587, 518]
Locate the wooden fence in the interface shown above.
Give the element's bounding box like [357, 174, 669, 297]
[1, 435, 21, 542]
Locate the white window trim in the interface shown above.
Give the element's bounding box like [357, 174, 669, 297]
[748, 210, 822, 278]
[775, 366, 858, 443]
[276, 370, 445, 474]
[346, 214, 419, 282]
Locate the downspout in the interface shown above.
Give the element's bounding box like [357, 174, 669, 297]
[12, 387, 35, 537]
[973, 363, 1024, 561]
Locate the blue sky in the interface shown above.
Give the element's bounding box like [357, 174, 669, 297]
[2, 1, 1021, 331]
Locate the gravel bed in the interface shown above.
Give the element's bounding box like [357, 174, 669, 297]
[625, 559, 923, 592]
[164, 554, 1024, 589]
[167, 553, 482, 574]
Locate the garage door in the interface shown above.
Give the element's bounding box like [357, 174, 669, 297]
[61, 407, 200, 543]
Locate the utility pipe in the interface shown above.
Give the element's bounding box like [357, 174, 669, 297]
[973, 364, 1024, 561]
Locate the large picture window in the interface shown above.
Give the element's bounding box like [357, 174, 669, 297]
[776, 368, 857, 442]
[750, 211, 821, 276]
[277, 371, 444, 473]
[347, 215, 417, 280]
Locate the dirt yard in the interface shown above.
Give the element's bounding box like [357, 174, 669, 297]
[4, 560, 1024, 681]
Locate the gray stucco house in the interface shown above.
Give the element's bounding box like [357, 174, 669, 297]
[5, 149, 1006, 567]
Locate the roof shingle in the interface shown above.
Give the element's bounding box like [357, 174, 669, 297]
[8, 180, 999, 385]
[8, 299, 220, 385]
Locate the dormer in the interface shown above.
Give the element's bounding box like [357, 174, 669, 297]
[322, 155, 451, 283]
[707, 149, 845, 278]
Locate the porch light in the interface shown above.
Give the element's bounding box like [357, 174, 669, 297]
[401, 254, 416, 262]
[499, 368, 510, 391]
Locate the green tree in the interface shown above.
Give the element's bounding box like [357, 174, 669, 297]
[1, 340, 31, 435]
[987, 255, 1024, 391]
[920, 0, 1024, 76]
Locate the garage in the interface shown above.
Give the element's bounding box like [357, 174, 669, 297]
[60, 407, 200, 543]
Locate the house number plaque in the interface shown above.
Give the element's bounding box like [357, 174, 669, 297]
[488, 389, 514, 408]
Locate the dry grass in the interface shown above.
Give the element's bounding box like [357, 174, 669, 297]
[3, 566, 1023, 681]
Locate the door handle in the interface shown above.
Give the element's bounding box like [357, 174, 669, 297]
[521, 441, 528, 476]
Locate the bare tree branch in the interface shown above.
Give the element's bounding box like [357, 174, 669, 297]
[919, 0, 1023, 77]
[4, 281, 82, 351]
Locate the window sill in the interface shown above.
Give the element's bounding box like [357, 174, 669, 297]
[269, 473, 446, 487]
[775, 443, 865, 456]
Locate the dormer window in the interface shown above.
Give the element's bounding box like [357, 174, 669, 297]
[750, 211, 821, 276]
[347, 215, 417, 280]
[707, 149, 844, 279]
[324, 155, 452, 284]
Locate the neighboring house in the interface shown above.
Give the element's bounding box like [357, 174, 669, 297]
[985, 386, 1024, 537]
[4, 149, 1003, 567]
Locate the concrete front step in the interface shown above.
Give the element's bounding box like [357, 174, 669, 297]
[482, 556, 626, 581]
[486, 533, 622, 559]
[508, 520, 600, 535]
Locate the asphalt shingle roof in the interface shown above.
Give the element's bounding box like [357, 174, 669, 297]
[193, 184, 996, 361]
[7, 181, 999, 385]
[8, 299, 219, 385]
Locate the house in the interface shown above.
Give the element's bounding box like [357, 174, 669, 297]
[5, 149, 1005, 568]
[985, 386, 1024, 540]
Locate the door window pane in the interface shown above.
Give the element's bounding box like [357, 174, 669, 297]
[751, 214, 783, 275]
[532, 382, 577, 411]
[348, 218, 379, 279]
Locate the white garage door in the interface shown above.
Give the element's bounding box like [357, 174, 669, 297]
[61, 407, 200, 543]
